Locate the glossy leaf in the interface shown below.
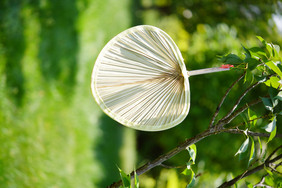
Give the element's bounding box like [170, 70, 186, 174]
[266, 61, 282, 77]
[268, 87, 279, 100]
[260, 97, 273, 111]
[254, 75, 268, 83]
[248, 137, 255, 166]
[273, 44, 280, 59]
[118, 167, 131, 188]
[256, 36, 265, 43]
[242, 45, 251, 58]
[275, 91, 282, 101]
[265, 176, 275, 187]
[244, 69, 254, 84]
[235, 137, 249, 156]
[264, 165, 273, 177]
[257, 137, 262, 156]
[182, 168, 195, 188]
[262, 117, 276, 133]
[219, 53, 243, 65]
[246, 182, 253, 188]
[247, 108, 257, 127]
[186, 144, 197, 163]
[268, 125, 277, 143]
[266, 43, 273, 58]
[245, 57, 259, 70]
[134, 170, 139, 188]
[249, 47, 267, 60]
[264, 76, 281, 89]
[187, 176, 196, 188]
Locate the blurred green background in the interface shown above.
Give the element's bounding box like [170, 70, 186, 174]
[0, 0, 281, 187]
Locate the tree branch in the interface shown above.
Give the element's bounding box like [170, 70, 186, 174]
[108, 98, 264, 187]
[209, 72, 245, 128]
[266, 145, 282, 162]
[218, 145, 282, 188]
[159, 163, 186, 169]
[220, 80, 262, 123]
[226, 113, 271, 129]
[254, 160, 282, 187]
[223, 129, 282, 138]
[216, 97, 262, 128]
[108, 128, 223, 187]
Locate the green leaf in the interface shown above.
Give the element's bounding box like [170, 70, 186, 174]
[235, 137, 250, 156]
[182, 168, 190, 176]
[182, 168, 194, 180]
[262, 117, 276, 133]
[257, 137, 262, 156]
[266, 61, 282, 77]
[268, 87, 280, 108]
[242, 45, 251, 58]
[264, 76, 281, 89]
[247, 108, 257, 127]
[249, 47, 267, 60]
[273, 101, 282, 115]
[118, 167, 131, 188]
[256, 36, 265, 43]
[248, 137, 255, 166]
[244, 69, 254, 84]
[273, 44, 280, 59]
[264, 165, 273, 177]
[268, 125, 276, 143]
[245, 57, 259, 70]
[219, 53, 243, 65]
[187, 176, 196, 188]
[260, 97, 273, 111]
[246, 182, 253, 188]
[265, 175, 275, 186]
[274, 91, 282, 101]
[268, 87, 279, 100]
[266, 43, 273, 58]
[134, 170, 139, 188]
[254, 75, 268, 83]
[261, 147, 268, 163]
[186, 144, 197, 164]
[182, 168, 195, 188]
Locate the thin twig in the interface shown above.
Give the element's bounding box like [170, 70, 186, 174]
[266, 145, 282, 162]
[160, 163, 186, 169]
[223, 129, 282, 138]
[216, 98, 262, 128]
[218, 145, 282, 188]
[254, 175, 268, 188]
[225, 114, 271, 129]
[220, 80, 262, 122]
[209, 72, 245, 128]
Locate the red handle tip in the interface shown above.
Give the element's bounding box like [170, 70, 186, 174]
[220, 64, 234, 69]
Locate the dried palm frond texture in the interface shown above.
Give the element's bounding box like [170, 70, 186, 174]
[91, 25, 190, 131]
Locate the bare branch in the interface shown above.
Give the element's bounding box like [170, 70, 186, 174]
[216, 98, 262, 128]
[159, 163, 186, 169]
[209, 72, 245, 128]
[266, 145, 282, 162]
[225, 113, 271, 129]
[220, 80, 262, 123]
[223, 129, 282, 138]
[218, 145, 282, 188]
